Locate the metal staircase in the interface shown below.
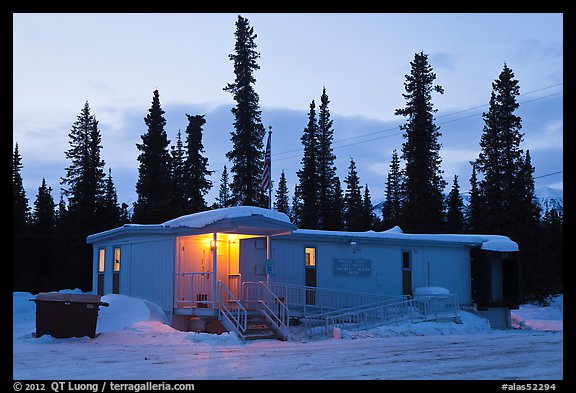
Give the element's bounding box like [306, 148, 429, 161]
[217, 280, 289, 341]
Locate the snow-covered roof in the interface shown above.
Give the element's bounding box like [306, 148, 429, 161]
[162, 206, 292, 228]
[288, 226, 518, 252]
[89, 207, 517, 252]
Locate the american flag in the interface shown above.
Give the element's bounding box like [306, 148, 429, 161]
[261, 132, 271, 191]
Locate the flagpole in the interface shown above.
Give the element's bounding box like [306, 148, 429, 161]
[268, 125, 272, 210]
[266, 125, 272, 288]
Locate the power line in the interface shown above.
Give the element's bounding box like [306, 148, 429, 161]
[207, 82, 563, 170]
[534, 170, 563, 179]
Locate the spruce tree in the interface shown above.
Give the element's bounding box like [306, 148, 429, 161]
[274, 170, 290, 215]
[183, 114, 213, 213]
[382, 149, 402, 230]
[297, 100, 319, 229]
[316, 87, 339, 229]
[13, 143, 30, 233]
[133, 90, 173, 223]
[474, 64, 545, 300]
[28, 178, 58, 291]
[466, 162, 482, 233]
[216, 165, 233, 208]
[395, 52, 446, 233]
[475, 63, 524, 235]
[99, 168, 122, 230]
[343, 157, 364, 231]
[513, 150, 544, 300]
[170, 130, 187, 216]
[446, 175, 464, 233]
[540, 208, 563, 297]
[361, 184, 377, 231]
[58, 101, 107, 291]
[331, 177, 345, 231]
[32, 178, 56, 234]
[290, 184, 303, 227]
[61, 101, 106, 234]
[224, 15, 266, 207]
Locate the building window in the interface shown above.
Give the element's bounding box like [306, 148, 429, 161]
[402, 251, 411, 270]
[98, 249, 106, 273]
[98, 248, 105, 295]
[114, 247, 121, 272]
[305, 247, 316, 267]
[305, 247, 317, 305]
[113, 247, 120, 294]
[402, 250, 412, 296]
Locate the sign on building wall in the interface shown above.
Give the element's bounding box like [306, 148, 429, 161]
[333, 259, 372, 277]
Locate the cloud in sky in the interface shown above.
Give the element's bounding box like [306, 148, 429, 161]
[13, 12, 563, 208]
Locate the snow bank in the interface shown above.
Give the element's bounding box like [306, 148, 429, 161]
[96, 294, 169, 333]
[338, 311, 492, 339]
[480, 239, 519, 252]
[162, 206, 291, 228]
[413, 286, 450, 296]
[512, 294, 563, 331]
[13, 291, 242, 346]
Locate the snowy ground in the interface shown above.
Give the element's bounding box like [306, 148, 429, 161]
[13, 291, 563, 380]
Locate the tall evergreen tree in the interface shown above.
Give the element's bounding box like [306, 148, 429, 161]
[343, 157, 364, 231]
[170, 130, 187, 216]
[382, 149, 402, 230]
[330, 178, 345, 231]
[297, 100, 319, 229]
[513, 150, 544, 300]
[59, 101, 107, 291]
[446, 175, 464, 233]
[540, 208, 563, 297]
[27, 178, 58, 291]
[31, 178, 56, 234]
[99, 168, 122, 230]
[133, 90, 173, 223]
[316, 87, 339, 230]
[183, 114, 213, 213]
[361, 184, 377, 231]
[474, 64, 545, 300]
[61, 101, 106, 234]
[290, 184, 303, 227]
[224, 15, 266, 207]
[466, 162, 482, 233]
[217, 165, 233, 208]
[13, 143, 30, 233]
[395, 52, 446, 233]
[514, 150, 541, 231]
[274, 170, 290, 215]
[475, 63, 524, 235]
[55, 193, 68, 230]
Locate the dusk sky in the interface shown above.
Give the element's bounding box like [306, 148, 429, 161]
[13, 13, 563, 209]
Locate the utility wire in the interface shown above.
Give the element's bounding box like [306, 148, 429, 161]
[207, 82, 563, 170]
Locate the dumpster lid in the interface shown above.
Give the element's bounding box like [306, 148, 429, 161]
[32, 293, 106, 304]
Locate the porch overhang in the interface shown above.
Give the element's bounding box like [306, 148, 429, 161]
[164, 206, 297, 237]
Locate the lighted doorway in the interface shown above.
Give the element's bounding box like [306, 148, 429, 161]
[175, 233, 257, 309]
[305, 247, 317, 305]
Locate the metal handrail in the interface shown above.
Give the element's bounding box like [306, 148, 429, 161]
[311, 294, 460, 336]
[258, 281, 290, 338]
[242, 281, 290, 339]
[217, 280, 248, 338]
[267, 281, 408, 315]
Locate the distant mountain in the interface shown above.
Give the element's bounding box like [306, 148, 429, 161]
[371, 186, 563, 219]
[536, 186, 563, 213]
